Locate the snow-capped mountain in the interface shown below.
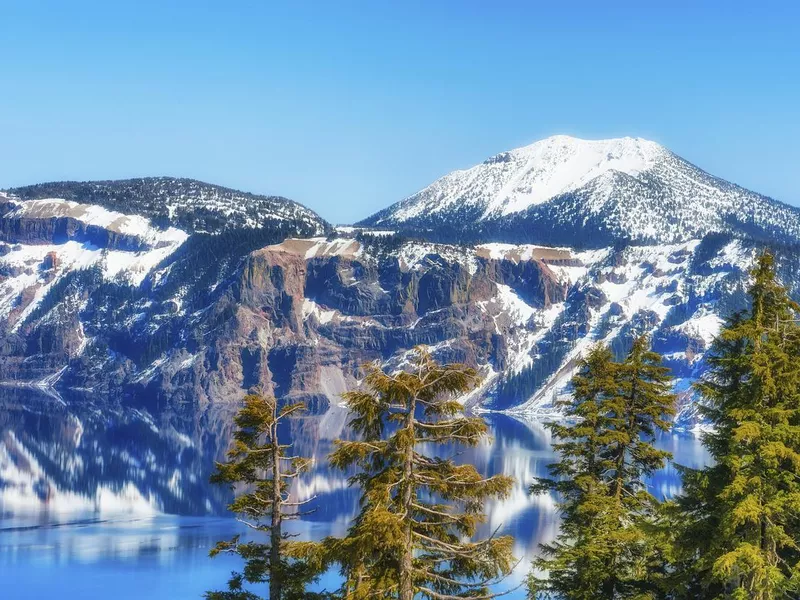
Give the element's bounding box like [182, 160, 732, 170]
[361, 135, 800, 247]
[8, 177, 330, 235]
[1, 164, 799, 426]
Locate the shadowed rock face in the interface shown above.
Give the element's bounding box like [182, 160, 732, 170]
[482, 258, 563, 308]
[158, 239, 569, 412]
[6, 221, 800, 427]
[2, 189, 798, 423]
[0, 200, 150, 251]
[0, 222, 569, 412]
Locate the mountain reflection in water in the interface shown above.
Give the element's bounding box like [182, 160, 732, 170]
[0, 389, 711, 599]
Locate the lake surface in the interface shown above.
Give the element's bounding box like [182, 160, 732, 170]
[0, 389, 711, 599]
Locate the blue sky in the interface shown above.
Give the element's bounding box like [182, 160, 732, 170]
[1, 1, 798, 223]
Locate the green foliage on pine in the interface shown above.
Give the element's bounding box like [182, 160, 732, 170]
[206, 394, 327, 600]
[671, 252, 800, 600]
[326, 347, 516, 600]
[528, 339, 676, 600]
[605, 336, 676, 502]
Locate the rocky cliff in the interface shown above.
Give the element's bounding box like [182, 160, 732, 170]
[49, 235, 570, 414]
[2, 186, 799, 428]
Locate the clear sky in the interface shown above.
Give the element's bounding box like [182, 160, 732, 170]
[1, 1, 798, 224]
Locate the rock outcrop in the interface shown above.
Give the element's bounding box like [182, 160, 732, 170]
[1, 190, 798, 429]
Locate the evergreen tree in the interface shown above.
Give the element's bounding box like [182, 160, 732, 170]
[673, 252, 800, 600]
[605, 336, 676, 503]
[528, 344, 623, 599]
[206, 394, 326, 600]
[602, 336, 676, 599]
[529, 340, 676, 599]
[327, 347, 515, 600]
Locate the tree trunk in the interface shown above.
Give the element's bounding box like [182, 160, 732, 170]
[602, 575, 616, 599]
[399, 394, 416, 600]
[270, 411, 283, 600]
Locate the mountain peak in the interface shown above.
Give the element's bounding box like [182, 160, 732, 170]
[360, 135, 800, 247]
[509, 133, 661, 153]
[477, 135, 667, 216]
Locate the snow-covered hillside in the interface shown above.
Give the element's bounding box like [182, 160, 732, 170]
[0, 184, 330, 390]
[361, 135, 800, 246]
[496, 237, 757, 427]
[8, 177, 330, 235]
[1, 171, 798, 428]
[0, 198, 188, 334]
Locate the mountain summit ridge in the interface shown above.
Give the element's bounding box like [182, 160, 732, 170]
[7, 176, 331, 236]
[360, 135, 800, 247]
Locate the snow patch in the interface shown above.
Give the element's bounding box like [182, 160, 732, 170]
[302, 298, 337, 325]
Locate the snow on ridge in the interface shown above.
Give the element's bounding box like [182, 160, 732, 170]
[4, 197, 187, 246]
[396, 241, 478, 274]
[0, 199, 189, 330]
[476, 242, 574, 262]
[264, 237, 362, 260]
[484, 136, 665, 216]
[335, 226, 396, 237]
[507, 238, 746, 420]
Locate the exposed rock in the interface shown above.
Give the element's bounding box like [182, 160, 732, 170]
[1, 194, 798, 423]
[0, 232, 566, 410]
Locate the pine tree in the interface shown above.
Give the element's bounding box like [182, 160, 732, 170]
[528, 340, 676, 599]
[327, 347, 515, 600]
[673, 252, 800, 600]
[206, 394, 326, 600]
[601, 335, 676, 599]
[605, 335, 676, 504]
[528, 344, 623, 600]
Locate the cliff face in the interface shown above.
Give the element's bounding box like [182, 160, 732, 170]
[0, 210, 146, 251]
[116, 237, 569, 413]
[2, 191, 798, 424]
[0, 199, 570, 413]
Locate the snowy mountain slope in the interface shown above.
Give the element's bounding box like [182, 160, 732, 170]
[0, 182, 332, 390]
[494, 237, 753, 424]
[361, 135, 800, 246]
[1, 167, 799, 426]
[7, 177, 330, 235]
[2, 200, 794, 430]
[0, 197, 191, 385]
[0, 235, 187, 329]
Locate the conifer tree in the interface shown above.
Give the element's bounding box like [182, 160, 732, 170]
[673, 252, 800, 600]
[327, 347, 515, 600]
[528, 344, 622, 599]
[605, 335, 676, 503]
[529, 340, 676, 599]
[206, 394, 325, 600]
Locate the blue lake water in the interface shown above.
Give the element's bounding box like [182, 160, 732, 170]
[0, 389, 711, 599]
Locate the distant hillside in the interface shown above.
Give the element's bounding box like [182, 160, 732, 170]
[9, 177, 330, 235]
